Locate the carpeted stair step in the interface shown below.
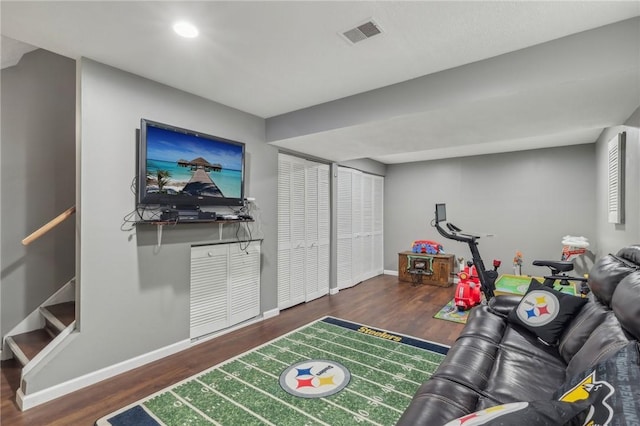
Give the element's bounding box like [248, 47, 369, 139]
[5, 329, 53, 367]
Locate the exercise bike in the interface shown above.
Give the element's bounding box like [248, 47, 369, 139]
[532, 260, 590, 296]
[433, 203, 500, 304]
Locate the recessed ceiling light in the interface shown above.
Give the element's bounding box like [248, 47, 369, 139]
[173, 21, 199, 38]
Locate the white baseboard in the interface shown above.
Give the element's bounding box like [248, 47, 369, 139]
[17, 339, 191, 411]
[17, 307, 288, 411]
[190, 314, 270, 346]
[337, 283, 355, 291]
[262, 308, 280, 319]
[384, 270, 398, 276]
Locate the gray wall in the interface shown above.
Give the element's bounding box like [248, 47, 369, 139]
[1, 50, 76, 338]
[23, 58, 278, 394]
[594, 106, 640, 255]
[384, 144, 597, 277]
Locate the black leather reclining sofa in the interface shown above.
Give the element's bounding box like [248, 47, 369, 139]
[397, 245, 640, 425]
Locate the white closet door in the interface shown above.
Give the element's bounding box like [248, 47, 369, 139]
[278, 154, 306, 309]
[372, 175, 384, 275]
[361, 173, 374, 281]
[337, 167, 353, 289]
[337, 167, 384, 290]
[277, 155, 292, 307]
[278, 154, 330, 308]
[289, 157, 307, 307]
[229, 242, 261, 324]
[190, 245, 229, 339]
[317, 164, 330, 298]
[305, 163, 330, 301]
[351, 170, 363, 285]
[305, 163, 320, 301]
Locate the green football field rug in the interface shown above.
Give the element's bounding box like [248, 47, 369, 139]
[95, 317, 449, 426]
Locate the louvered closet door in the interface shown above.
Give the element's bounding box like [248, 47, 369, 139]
[290, 158, 307, 306]
[337, 167, 384, 289]
[190, 244, 229, 339]
[337, 168, 353, 289]
[316, 164, 330, 298]
[305, 163, 330, 302]
[278, 154, 330, 308]
[277, 155, 292, 307]
[277, 154, 306, 309]
[372, 175, 384, 275]
[229, 242, 260, 324]
[305, 164, 320, 301]
[351, 171, 363, 285]
[361, 173, 374, 281]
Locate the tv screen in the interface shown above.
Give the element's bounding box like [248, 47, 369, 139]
[137, 119, 245, 208]
[435, 203, 446, 223]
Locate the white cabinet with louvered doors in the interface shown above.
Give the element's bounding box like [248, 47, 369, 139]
[229, 242, 261, 325]
[278, 154, 330, 309]
[336, 167, 384, 289]
[190, 241, 260, 339]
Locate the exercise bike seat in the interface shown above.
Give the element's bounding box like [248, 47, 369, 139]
[532, 260, 574, 273]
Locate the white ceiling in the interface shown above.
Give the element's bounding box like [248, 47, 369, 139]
[1, 35, 36, 69]
[2, 1, 639, 164]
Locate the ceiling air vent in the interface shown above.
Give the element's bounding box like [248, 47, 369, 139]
[341, 20, 383, 45]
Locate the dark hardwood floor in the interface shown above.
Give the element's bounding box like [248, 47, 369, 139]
[1, 275, 463, 425]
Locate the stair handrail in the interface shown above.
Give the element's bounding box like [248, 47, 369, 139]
[22, 206, 76, 246]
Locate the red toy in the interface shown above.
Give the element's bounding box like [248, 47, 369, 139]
[411, 239, 443, 254]
[454, 261, 482, 311]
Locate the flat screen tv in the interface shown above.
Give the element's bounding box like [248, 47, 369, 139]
[137, 119, 245, 208]
[435, 203, 446, 223]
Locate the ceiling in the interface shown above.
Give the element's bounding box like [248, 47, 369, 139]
[2, 1, 639, 164]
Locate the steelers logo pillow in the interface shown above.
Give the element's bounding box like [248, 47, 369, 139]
[507, 279, 587, 346]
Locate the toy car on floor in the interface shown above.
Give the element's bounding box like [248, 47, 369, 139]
[455, 262, 482, 311]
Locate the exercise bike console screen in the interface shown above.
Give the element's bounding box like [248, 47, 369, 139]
[435, 203, 446, 223]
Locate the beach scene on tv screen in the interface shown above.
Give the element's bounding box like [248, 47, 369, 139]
[145, 126, 243, 200]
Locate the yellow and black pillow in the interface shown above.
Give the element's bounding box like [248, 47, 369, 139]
[507, 279, 587, 346]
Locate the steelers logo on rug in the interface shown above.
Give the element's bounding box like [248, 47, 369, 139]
[279, 359, 351, 398]
[515, 290, 560, 327]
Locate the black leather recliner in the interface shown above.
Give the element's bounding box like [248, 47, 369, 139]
[397, 245, 640, 425]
